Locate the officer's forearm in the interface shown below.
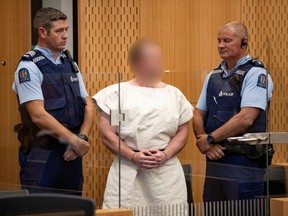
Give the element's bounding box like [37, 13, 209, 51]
[25, 100, 79, 145]
[79, 96, 94, 136]
[33, 112, 79, 144]
[192, 109, 206, 137]
[212, 107, 261, 142]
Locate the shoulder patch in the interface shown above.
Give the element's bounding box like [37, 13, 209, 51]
[18, 68, 31, 84]
[257, 74, 267, 89]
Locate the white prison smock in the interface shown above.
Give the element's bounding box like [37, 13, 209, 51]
[93, 82, 193, 214]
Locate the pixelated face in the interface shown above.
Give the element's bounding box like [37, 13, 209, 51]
[217, 26, 243, 61]
[135, 44, 164, 80]
[45, 19, 69, 52]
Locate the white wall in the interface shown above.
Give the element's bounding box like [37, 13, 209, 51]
[42, 0, 74, 57]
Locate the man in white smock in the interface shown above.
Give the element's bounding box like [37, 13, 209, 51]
[93, 39, 193, 214]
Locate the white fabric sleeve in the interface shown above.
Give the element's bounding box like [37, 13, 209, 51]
[92, 84, 119, 115]
[12, 61, 44, 105]
[178, 91, 194, 126]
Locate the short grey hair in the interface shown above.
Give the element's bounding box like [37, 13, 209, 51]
[221, 21, 249, 39]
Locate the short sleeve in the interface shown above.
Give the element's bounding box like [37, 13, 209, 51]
[241, 67, 273, 110]
[12, 61, 44, 105]
[178, 91, 194, 126]
[92, 84, 119, 115]
[196, 72, 212, 112]
[76, 70, 89, 98]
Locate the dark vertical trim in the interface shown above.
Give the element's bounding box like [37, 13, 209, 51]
[73, 0, 78, 62]
[31, 0, 42, 48]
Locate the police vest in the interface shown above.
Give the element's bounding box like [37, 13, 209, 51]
[18, 50, 86, 130]
[204, 60, 267, 134]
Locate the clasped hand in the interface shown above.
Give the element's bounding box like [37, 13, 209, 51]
[132, 149, 168, 169]
[196, 134, 225, 161]
[63, 136, 90, 161]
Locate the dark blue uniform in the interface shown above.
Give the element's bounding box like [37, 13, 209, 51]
[195, 55, 274, 213]
[203, 60, 267, 202]
[14, 48, 87, 195]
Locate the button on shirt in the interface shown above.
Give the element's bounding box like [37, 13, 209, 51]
[196, 55, 273, 112]
[13, 46, 88, 105]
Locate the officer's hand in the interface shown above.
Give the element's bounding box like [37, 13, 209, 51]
[71, 137, 90, 157]
[63, 145, 78, 161]
[206, 144, 225, 161]
[132, 150, 158, 169]
[196, 134, 213, 154]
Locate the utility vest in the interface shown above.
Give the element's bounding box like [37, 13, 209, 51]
[204, 60, 267, 135]
[18, 50, 86, 131]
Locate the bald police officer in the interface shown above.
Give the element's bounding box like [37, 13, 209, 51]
[12, 7, 93, 195]
[193, 22, 273, 205]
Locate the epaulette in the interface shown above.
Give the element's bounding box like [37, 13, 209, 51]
[212, 69, 223, 74]
[212, 64, 223, 74]
[251, 59, 265, 68]
[21, 50, 37, 61]
[21, 50, 46, 64]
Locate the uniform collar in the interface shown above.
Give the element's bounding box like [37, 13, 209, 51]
[34, 46, 63, 65]
[220, 55, 252, 77]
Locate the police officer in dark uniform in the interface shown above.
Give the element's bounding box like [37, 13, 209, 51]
[193, 22, 273, 206]
[12, 7, 93, 195]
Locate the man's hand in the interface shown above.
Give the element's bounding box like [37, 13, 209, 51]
[70, 136, 90, 157]
[24, 100, 91, 157]
[149, 149, 168, 167]
[206, 144, 225, 161]
[196, 134, 213, 154]
[63, 145, 78, 161]
[132, 150, 159, 169]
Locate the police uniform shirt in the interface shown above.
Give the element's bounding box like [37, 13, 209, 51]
[196, 55, 273, 112]
[12, 46, 88, 105]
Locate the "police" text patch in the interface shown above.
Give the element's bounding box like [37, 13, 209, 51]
[257, 74, 267, 89]
[18, 68, 31, 84]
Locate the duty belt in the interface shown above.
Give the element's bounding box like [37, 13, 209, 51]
[222, 141, 260, 155]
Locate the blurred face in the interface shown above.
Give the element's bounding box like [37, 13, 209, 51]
[217, 26, 244, 61]
[134, 44, 164, 81]
[39, 19, 68, 52]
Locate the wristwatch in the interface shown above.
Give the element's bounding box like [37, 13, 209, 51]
[207, 134, 215, 144]
[78, 134, 89, 142]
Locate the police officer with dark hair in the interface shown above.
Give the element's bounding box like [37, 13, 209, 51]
[12, 7, 93, 195]
[193, 21, 273, 204]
